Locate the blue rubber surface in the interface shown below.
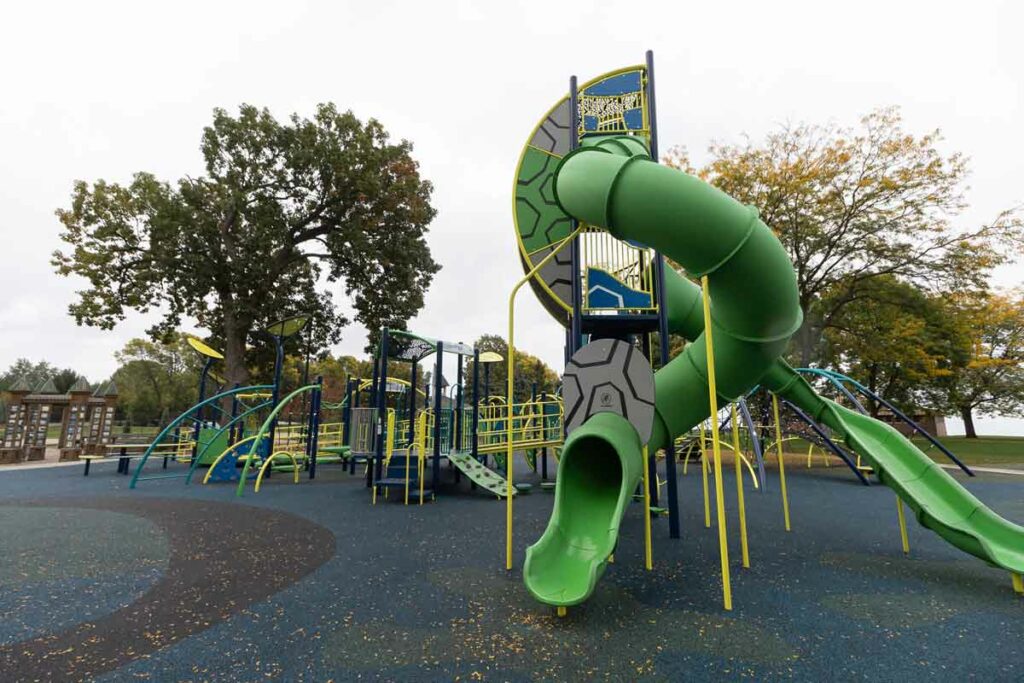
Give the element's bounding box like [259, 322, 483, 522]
[0, 459, 1021, 681]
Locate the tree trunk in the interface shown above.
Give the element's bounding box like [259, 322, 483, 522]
[792, 295, 828, 367]
[959, 405, 977, 439]
[866, 364, 882, 417]
[222, 310, 249, 387]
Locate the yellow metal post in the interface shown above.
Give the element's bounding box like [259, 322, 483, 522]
[642, 445, 653, 571]
[731, 404, 750, 568]
[896, 495, 910, 555]
[1012, 572, 1023, 594]
[771, 393, 792, 532]
[506, 228, 582, 571]
[701, 276, 732, 611]
[557, 606, 567, 617]
[699, 423, 711, 528]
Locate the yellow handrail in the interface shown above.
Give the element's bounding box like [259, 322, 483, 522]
[506, 226, 583, 570]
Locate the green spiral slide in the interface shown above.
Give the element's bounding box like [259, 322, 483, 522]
[522, 135, 1024, 608]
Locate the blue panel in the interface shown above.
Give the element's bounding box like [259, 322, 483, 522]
[584, 71, 642, 96]
[623, 108, 644, 130]
[586, 268, 652, 309]
[583, 115, 599, 131]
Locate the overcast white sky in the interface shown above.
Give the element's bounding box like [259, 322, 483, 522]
[1, 1, 1022, 432]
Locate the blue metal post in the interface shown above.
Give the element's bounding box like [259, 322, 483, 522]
[267, 334, 285, 456]
[738, 398, 767, 491]
[432, 341, 443, 491]
[373, 329, 390, 484]
[455, 353, 464, 452]
[472, 349, 480, 459]
[228, 383, 240, 443]
[646, 49, 681, 538]
[782, 399, 871, 486]
[408, 361, 418, 445]
[569, 74, 583, 354]
[191, 356, 215, 462]
[308, 375, 322, 480]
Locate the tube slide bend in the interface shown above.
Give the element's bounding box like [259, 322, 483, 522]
[524, 137, 802, 606]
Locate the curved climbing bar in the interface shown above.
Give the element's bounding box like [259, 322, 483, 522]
[129, 384, 274, 488]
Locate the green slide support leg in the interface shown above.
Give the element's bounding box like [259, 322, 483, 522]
[524, 412, 644, 607]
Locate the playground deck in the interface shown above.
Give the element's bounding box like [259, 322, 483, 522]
[0, 462, 1021, 681]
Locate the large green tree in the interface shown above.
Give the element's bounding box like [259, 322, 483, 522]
[922, 292, 1024, 437]
[666, 107, 1022, 366]
[54, 103, 440, 386]
[1, 360, 83, 394]
[820, 276, 964, 416]
[2, 360, 57, 390]
[111, 334, 201, 425]
[466, 334, 560, 401]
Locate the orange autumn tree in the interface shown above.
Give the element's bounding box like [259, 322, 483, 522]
[665, 107, 1022, 368]
[923, 292, 1024, 437]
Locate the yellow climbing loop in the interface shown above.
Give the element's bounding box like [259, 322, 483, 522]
[254, 451, 300, 493]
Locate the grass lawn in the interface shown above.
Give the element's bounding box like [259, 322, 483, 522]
[910, 435, 1024, 467]
[757, 434, 1024, 469]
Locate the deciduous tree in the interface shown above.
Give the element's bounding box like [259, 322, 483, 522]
[55, 103, 440, 387]
[923, 292, 1024, 437]
[666, 107, 1022, 365]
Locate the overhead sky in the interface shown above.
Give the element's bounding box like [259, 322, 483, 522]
[1, 1, 1022, 432]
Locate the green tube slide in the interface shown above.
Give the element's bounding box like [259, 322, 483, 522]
[525, 136, 803, 606]
[761, 362, 1024, 575]
[524, 135, 1024, 608]
[524, 412, 645, 605]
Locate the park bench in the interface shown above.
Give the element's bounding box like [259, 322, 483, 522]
[79, 441, 187, 476]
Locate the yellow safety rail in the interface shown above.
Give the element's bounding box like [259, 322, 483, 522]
[476, 398, 563, 455]
[318, 421, 345, 449]
[404, 411, 429, 505]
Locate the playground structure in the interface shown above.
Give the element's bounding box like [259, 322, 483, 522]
[125, 323, 567, 500]
[101, 50, 1022, 619]
[309, 328, 564, 502]
[509, 51, 1024, 615]
[1, 376, 118, 463]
